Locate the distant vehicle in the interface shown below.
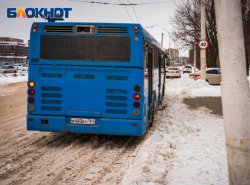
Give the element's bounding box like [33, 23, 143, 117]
[0, 65, 18, 73]
[22, 64, 29, 71]
[166, 67, 181, 78]
[194, 68, 221, 85]
[13, 64, 23, 71]
[183, 66, 192, 73]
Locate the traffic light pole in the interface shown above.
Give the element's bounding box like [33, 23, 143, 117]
[215, 1, 250, 184]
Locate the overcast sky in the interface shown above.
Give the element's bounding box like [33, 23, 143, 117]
[0, 0, 188, 56]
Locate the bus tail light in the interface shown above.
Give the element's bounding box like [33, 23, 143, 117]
[28, 105, 35, 111]
[133, 101, 140, 108]
[134, 94, 140, 100]
[28, 89, 35, 95]
[28, 81, 35, 87]
[133, 110, 140, 116]
[28, 97, 35, 103]
[41, 120, 48, 124]
[33, 24, 37, 28]
[134, 25, 138, 30]
[134, 85, 141, 92]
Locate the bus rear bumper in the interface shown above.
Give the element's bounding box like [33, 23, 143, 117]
[27, 115, 145, 136]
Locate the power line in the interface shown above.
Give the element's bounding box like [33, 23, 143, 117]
[145, 23, 171, 28]
[127, 0, 140, 23]
[68, 0, 179, 6]
[118, 0, 133, 23]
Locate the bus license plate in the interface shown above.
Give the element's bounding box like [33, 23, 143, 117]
[71, 118, 95, 124]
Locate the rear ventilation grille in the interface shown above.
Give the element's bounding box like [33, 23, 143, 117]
[43, 26, 73, 33]
[74, 74, 95, 79]
[106, 109, 127, 114]
[41, 99, 62, 105]
[106, 96, 127, 101]
[41, 93, 62, 98]
[41, 106, 62, 111]
[98, 26, 128, 34]
[41, 73, 62, 78]
[41, 86, 62, 91]
[106, 76, 128, 81]
[106, 89, 127, 94]
[106, 102, 127, 107]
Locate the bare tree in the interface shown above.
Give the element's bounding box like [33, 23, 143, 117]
[241, 0, 250, 75]
[171, 0, 250, 71]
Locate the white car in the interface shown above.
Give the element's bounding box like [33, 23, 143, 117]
[13, 64, 23, 71]
[166, 67, 181, 78]
[183, 66, 192, 73]
[0, 65, 18, 73]
[22, 64, 29, 71]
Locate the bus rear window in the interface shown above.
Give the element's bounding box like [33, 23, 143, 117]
[40, 35, 130, 62]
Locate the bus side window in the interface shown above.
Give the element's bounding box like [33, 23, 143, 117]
[144, 46, 148, 92]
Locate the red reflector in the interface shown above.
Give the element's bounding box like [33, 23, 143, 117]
[166, 71, 169, 73]
[28, 89, 35, 95]
[134, 85, 141, 92]
[194, 74, 200, 77]
[133, 101, 140, 108]
[176, 71, 179, 73]
[28, 97, 35, 103]
[133, 124, 138, 126]
[134, 25, 138, 30]
[28, 119, 33, 121]
[134, 93, 140, 100]
[33, 24, 37, 28]
[143, 122, 145, 125]
[41, 120, 48, 124]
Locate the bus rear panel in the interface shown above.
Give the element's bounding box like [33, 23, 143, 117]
[27, 23, 147, 136]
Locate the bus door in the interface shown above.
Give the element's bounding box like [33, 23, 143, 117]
[158, 52, 162, 99]
[148, 48, 153, 120]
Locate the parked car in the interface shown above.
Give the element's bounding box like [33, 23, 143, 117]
[22, 64, 29, 71]
[194, 68, 221, 85]
[166, 67, 181, 78]
[13, 64, 23, 71]
[183, 66, 192, 73]
[0, 65, 18, 73]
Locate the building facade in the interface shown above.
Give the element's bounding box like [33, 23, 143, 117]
[0, 37, 29, 65]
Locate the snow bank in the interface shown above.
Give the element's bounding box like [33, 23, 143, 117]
[0, 73, 28, 85]
[166, 74, 221, 97]
[120, 94, 228, 185]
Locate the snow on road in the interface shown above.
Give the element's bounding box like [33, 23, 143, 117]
[0, 72, 230, 184]
[0, 72, 28, 85]
[121, 74, 229, 184]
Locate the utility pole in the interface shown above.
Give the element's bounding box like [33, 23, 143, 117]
[214, 1, 250, 184]
[200, 0, 206, 80]
[161, 33, 164, 46]
[194, 44, 196, 73]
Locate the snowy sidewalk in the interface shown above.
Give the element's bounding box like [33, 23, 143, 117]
[121, 74, 229, 185]
[0, 72, 28, 85]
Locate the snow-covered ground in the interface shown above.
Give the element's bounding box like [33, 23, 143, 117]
[121, 74, 229, 184]
[0, 71, 242, 184]
[0, 72, 28, 85]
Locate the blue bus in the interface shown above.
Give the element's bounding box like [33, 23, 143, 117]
[26, 22, 168, 136]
